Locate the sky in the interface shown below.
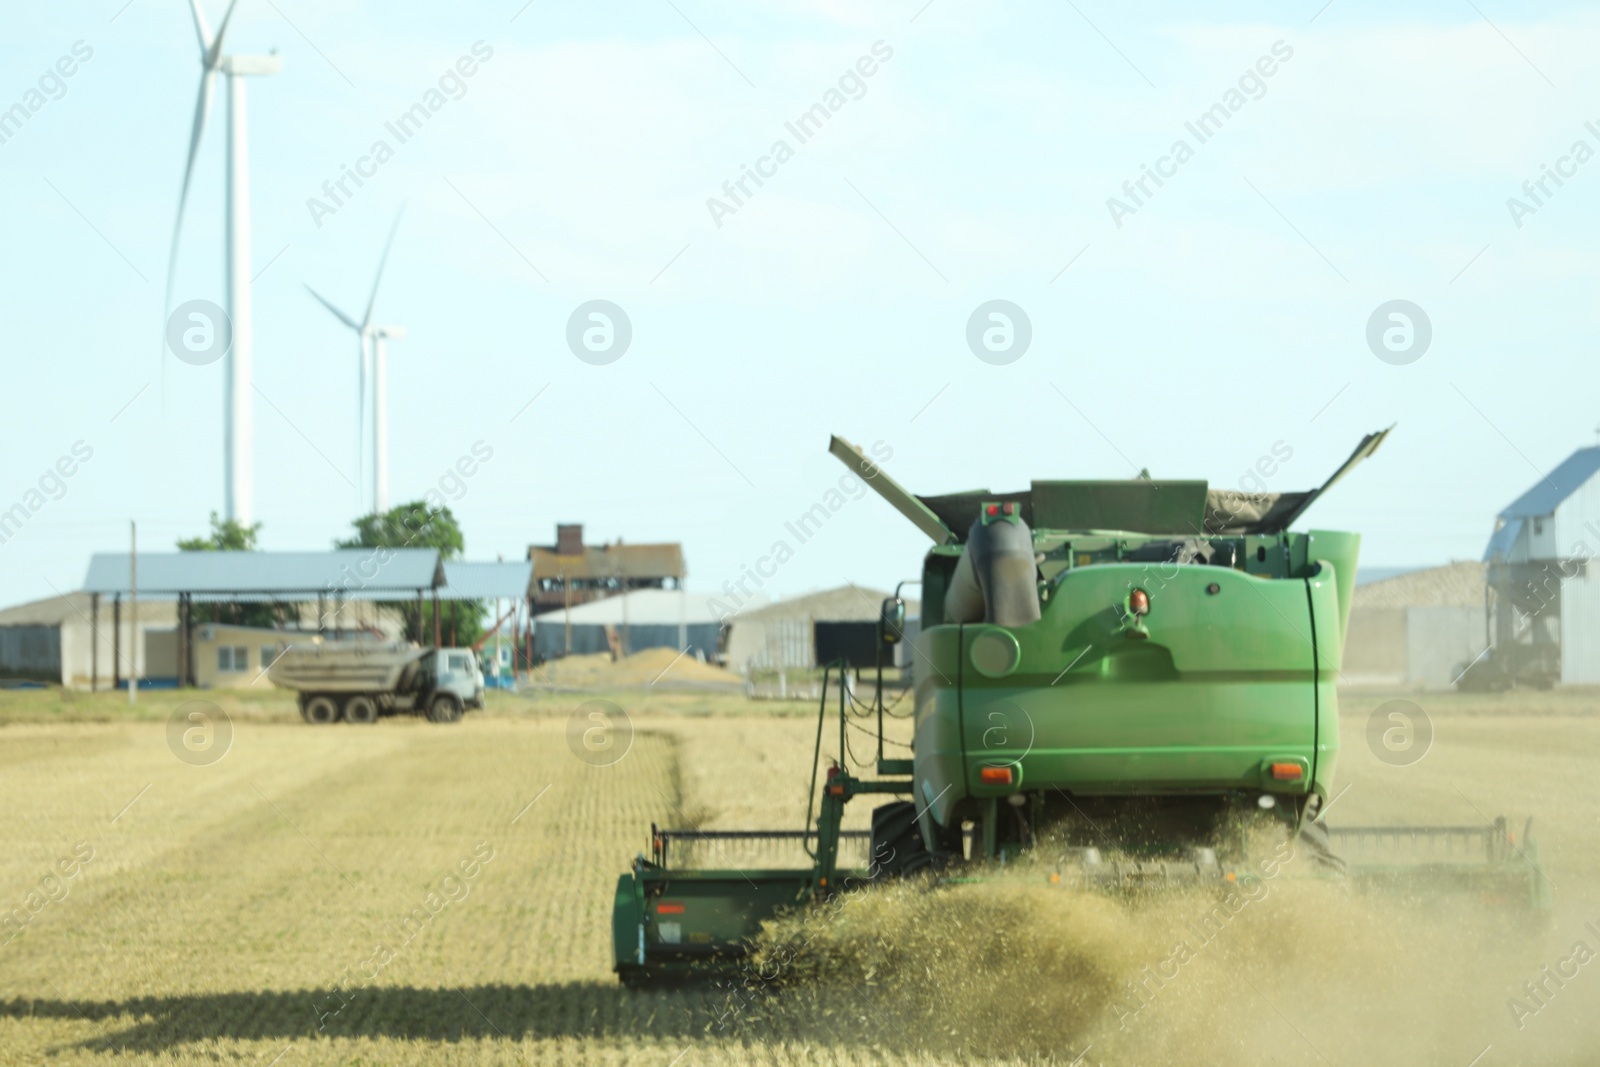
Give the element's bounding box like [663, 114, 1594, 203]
[2, 0, 1598, 613]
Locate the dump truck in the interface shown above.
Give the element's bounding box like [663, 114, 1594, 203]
[267, 640, 484, 723]
[610, 430, 1550, 984]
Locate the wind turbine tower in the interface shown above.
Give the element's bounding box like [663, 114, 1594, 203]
[165, 0, 280, 525]
[306, 208, 406, 515]
[371, 324, 406, 514]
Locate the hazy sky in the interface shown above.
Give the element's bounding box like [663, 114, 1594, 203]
[2, 1, 1597, 612]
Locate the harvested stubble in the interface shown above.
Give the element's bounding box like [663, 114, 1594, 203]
[0, 687, 1597, 1064]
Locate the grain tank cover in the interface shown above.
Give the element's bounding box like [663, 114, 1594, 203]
[1030, 480, 1209, 533]
[830, 427, 1392, 541]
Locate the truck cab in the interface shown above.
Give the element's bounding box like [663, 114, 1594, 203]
[429, 648, 486, 711]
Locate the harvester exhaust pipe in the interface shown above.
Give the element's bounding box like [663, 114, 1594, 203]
[945, 507, 1041, 627]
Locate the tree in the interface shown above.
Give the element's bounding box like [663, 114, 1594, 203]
[177, 512, 282, 628]
[338, 500, 484, 646]
[178, 512, 262, 552]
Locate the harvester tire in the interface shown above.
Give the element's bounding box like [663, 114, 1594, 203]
[304, 695, 341, 725]
[870, 801, 938, 880]
[427, 694, 462, 724]
[1298, 817, 1348, 876]
[343, 695, 379, 724]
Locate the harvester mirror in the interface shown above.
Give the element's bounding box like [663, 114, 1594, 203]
[879, 597, 906, 644]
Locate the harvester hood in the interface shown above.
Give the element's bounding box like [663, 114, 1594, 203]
[829, 427, 1393, 539]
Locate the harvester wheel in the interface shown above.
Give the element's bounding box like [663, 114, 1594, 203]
[1298, 816, 1348, 876]
[617, 967, 663, 990]
[870, 801, 938, 880]
[427, 694, 462, 724]
[304, 695, 341, 725]
[343, 695, 379, 724]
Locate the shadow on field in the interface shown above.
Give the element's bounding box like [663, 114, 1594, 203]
[1, 982, 753, 1051]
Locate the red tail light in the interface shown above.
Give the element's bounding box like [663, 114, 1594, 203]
[980, 766, 1014, 784]
[1270, 762, 1303, 780]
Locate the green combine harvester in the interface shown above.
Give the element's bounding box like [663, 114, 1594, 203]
[612, 431, 1550, 984]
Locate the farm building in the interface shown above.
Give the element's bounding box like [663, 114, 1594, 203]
[1342, 562, 1487, 689]
[0, 592, 177, 688]
[0, 549, 536, 690]
[723, 586, 919, 671]
[440, 559, 536, 686]
[532, 588, 725, 661]
[1467, 445, 1600, 687]
[528, 524, 685, 615]
[189, 622, 306, 689]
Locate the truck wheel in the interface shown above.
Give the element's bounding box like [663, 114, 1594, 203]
[427, 694, 462, 724]
[343, 695, 378, 724]
[304, 695, 341, 724]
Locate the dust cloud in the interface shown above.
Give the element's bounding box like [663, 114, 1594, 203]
[726, 842, 1599, 1066]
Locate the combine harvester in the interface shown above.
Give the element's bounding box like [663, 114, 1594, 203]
[612, 431, 1550, 984]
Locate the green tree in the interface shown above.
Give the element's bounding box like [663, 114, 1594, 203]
[338, 500, 484, 646]
[177, 512, 283, 628]
[178, 512, 262, 551]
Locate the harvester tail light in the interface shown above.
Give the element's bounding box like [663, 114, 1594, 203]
[980, 766, 1014, 785]
[1270, 762, 1303, 781]
[657, 902, 686, 914]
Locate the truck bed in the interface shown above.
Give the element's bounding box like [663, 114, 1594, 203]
[267, 641, 427, 693]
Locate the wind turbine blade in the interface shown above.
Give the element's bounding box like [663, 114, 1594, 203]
[304, 285, 361, 330]
[163, 70, 215, 336]
[207, 0, 242, 67]
[361, 205, 405, 329]
[186, 0, 214, 57]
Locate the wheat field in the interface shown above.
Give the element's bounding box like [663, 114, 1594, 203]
[0, 685, 1597, 1065]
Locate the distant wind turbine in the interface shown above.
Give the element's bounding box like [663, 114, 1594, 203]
[163, 0, 281, 526]
[306, 208, 406, 515]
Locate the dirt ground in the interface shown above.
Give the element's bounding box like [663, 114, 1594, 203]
[0, 684, 1595, 1065]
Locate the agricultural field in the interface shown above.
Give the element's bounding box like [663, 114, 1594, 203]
[0, 684, 1598, 1065]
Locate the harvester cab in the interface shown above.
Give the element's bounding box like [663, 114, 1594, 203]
[611, 430, 1551, 985]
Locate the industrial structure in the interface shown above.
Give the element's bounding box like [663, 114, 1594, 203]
[531, 589, 723, 661]
[527, 524, 684, 616]
[1465, 445, 1600, 688]
[722, 586, 917, 671]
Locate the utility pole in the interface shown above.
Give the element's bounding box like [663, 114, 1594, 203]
[496, 554, 505, 687]
[128, 520, 138, 705]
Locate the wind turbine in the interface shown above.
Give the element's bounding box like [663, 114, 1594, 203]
[306, 208, 406, 515]
[164, 0, 281, 526]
